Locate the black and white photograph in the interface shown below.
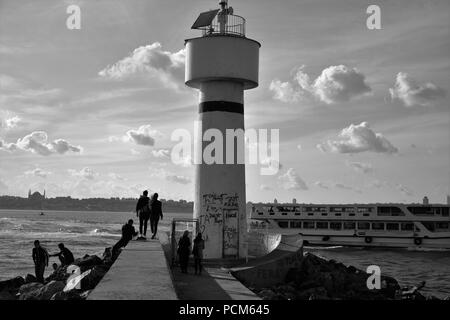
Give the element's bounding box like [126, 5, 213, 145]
[0, 0, 449, 314]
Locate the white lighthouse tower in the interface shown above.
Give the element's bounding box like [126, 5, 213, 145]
[185, 0, 260, 259]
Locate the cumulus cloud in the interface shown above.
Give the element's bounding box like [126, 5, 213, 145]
[0, 114, 21, 130]
[0, 131, 82, 156]
[270, 65, 371, 104]
[25, 168, 51, 178]
[318, 122, 398, 154]
[260, 184, 272, 191]
[98, 42, 185, 88]
[278, 168, 308, 190]
[69, 167, 98, 180]
[123, 125, 162, 147]
[152, 149, 170, 158]
[389, 72, 446, 107]
[346, 161, 373, 174]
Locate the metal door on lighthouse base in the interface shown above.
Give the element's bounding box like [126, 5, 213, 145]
[222, 195, 239, 258]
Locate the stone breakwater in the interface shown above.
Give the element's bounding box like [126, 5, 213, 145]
[0, 247, 118, 300]
[252, 253, 444, 300]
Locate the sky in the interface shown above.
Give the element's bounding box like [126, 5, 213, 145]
[0, 0, 449, 204]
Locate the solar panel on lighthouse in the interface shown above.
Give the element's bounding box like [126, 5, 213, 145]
[191, 9, 220, 29]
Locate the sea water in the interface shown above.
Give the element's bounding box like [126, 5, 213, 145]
[0, 209, 449, 298]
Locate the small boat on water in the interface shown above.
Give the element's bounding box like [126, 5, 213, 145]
[250, 198, 450, 250]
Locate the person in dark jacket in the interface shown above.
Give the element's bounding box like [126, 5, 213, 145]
[177, 230, 191, 273]
[192, 233, 205, 275]
[149, 192, 163, 239]
[32, 240, 49, 283]
[49, 243, 75, 266]
[136, 190, 150, 237]
[112, 219, 138, 256]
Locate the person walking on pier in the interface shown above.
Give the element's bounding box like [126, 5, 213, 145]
[193, 232, 205, 275]
[177, 230, 191, 273]
[32, 240, 49, 283]
[112, 219, 138, 256]
[149, 192, 163, 239]
[136, 190, 150, 238]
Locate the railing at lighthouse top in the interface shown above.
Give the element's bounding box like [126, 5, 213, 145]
[191, 1, 246, 38]
[202, 14, 246, 37]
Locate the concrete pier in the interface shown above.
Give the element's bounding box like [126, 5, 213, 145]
[88, 239, 177, 300]
[88, 234, 261, 300]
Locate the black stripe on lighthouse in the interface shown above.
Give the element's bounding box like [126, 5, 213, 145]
[199, 101, 243, 114]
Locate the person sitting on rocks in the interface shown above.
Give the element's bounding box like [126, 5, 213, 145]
[112, 219, 138, 256]
[32, 240, 49, 283]
[49, 243, 75, 266]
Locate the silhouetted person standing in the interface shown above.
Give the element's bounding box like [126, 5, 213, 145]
[136, 190, 150, 238]
[177, 230, 191, 273]
[32, 240, 49, 283]
[150, 192, 163, 239]
[193, 232, 205, 275]
[49, 243, 74, 266]
[112, 219, 138, 256]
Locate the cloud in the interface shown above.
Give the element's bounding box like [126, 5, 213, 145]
[278, 168, 308, 190]
[346, 161, 373, 174]
[314, 181, 329, 189]
[0, 114, 21, 130]
[165, 174, 191, 185]
[125, 125, 162, 146]
[152, 149, 170, 158]
[335, 183, 362, 193]
[69, 167, 98, 180]
[260, 184, 272, 191]
[25, 168, 51, 178]
[270, 65, 371, 104]
[0, 131, 82, 155]
[108, 173, 125, 181]
[389, 72, 446, 107]
[130, 149, 141, 155]
[98, 42, 185, 88]
[319, 122, 398, 154]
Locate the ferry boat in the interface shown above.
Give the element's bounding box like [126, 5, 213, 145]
[249, 199, 450, 249]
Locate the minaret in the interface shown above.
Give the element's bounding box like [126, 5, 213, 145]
[186, 0, 260, 259]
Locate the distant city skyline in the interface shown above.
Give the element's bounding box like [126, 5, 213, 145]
[0, 0, 449, 203]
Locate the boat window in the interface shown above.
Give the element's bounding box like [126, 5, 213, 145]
[303, 221, 315, 229]
[330, 222, 342, 230]
[401, 223, 414, 231]
[349, 213, 355, 217]
[363, 213, 370, 217]
[407, 206, 433, 215]
[294, 212, 300, 216]
[343, 222, 356, 229]
[334, 213, 342, 216]
[278, 221, 289, 228]
[357, 222, 370, 230]
[372, 222, 385, 230]
[307, 213, 314, 216]
[386, 223, 399, 231]
[316, 221, 328, 229]
[436, 222, 449, 230]
[257, 211, 263, 215]
[321, 213, 328, 216]
[442, 207, 449, 216]
[281, 212, 288, 216]
[269, 211, 275, 216]
[357, 207, 373, 213]
[290, 221, 302, 228]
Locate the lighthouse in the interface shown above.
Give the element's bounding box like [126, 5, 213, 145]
[185, 0, 260, 259]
